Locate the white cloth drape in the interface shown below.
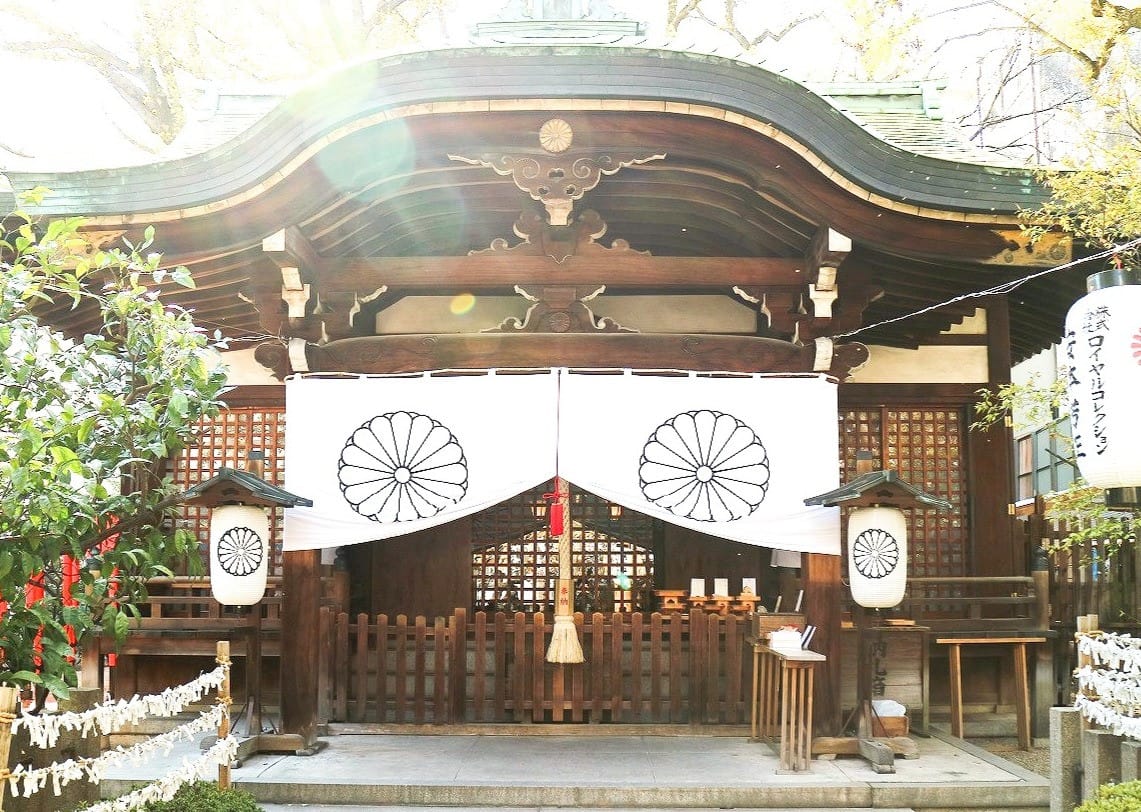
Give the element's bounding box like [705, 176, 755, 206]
[283, 371, 559, 550]
[283, 370, 840, 555]
[558, 373, 840, 554]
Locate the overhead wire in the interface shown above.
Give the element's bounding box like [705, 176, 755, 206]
[828, 237, 1141, 341]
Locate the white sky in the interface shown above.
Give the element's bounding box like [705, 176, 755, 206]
[0, 1, 1085, 171]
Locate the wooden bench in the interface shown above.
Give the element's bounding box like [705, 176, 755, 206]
[748, 637, 825, 773]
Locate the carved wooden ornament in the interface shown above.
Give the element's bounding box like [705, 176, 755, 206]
[450, 121, 664, 226]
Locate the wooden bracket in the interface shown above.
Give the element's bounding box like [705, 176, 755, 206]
[468, 209, 637, 264]
[807, 227, 852, 290]
[450, 151, 665, 226]
[263, 226, 323, 279]
[808, 283, 839, 319]
[281, 284, 311, 319]
[484, 284, 635, 334]
[983, 229, 1071, 267]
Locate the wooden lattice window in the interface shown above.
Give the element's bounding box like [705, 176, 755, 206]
[167, 407, 287, 576]
[471, 480, 654, 614]
[839, 407, 967, 578]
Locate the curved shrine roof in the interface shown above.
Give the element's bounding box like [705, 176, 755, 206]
[0, 47, 1077, 363]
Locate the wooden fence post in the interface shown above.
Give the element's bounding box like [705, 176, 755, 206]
[450, 608, 467, 724]
[216, 641, 232, 791]
[0, 685, 18, 812]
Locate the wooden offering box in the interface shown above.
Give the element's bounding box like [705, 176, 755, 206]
[752, 612, 806, 639]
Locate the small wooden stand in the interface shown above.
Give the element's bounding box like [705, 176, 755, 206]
[935, 634, 1046, 751]
[732, 594, 760, 615]
[653, 589, 687, 612]
[206, 615, 325, 765]
[687, 595, 710, 612]
[749, 637, 824, 773]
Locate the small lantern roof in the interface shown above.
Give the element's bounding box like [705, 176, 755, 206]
[180, 467, 313, 509]
[803, 469, 953, 511]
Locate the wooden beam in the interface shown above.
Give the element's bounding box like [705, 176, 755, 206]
[295, 333, 869, 379]
[318, 256, 808, 290]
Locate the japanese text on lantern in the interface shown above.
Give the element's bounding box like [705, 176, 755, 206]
[1065, 328, 1083, 460]
[1084, 306, 1110, 456]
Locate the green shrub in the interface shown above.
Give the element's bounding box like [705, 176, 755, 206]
[1077, 780, 1141, 812]
[138, 781, 263, 812]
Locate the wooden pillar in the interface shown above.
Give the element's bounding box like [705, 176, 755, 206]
[804, 551, 841, 734]
[282, 548, 320, 743]
[970, 295, 1016, 577]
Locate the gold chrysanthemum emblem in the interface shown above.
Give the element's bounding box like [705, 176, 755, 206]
[539, 119, 573, 153]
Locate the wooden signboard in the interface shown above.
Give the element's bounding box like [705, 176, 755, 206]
[839, 625, 926, 716]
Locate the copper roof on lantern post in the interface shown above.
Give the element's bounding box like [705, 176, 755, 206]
[179, 467, 313, 509]
[804, 469, 953, 511]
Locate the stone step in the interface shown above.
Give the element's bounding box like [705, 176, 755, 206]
[97, 731, 1047, 812]
[259, 807, 919, 812]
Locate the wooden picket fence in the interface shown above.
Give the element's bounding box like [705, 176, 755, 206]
[318, 608, 750, 725]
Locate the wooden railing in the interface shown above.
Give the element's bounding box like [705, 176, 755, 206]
[117, 577, 283, 657]
[900, 576, 1048, 633]
[319, 608, 751, 725]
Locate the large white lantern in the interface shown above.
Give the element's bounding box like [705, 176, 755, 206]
[1064, 269, 1141, 489]
[846, 506, 908, 609]
[209, 504, 271, 606]
[180, 465, 311, 607]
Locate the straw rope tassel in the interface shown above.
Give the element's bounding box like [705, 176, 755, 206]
[546, 477, 584, 663]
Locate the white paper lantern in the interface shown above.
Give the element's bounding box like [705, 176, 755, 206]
[209, 504, 270, 606]
[1064, 272, 1141, 489]
[847, 506, 907, 608]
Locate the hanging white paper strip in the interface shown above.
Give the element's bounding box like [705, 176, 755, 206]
[13, 666, 227, 749]
[558, 373, 840, 554]
[80, 735, 240, 812]
[284, 371, 560, 550]
[1073, 632, 1141, 741]
[5, 706, 227, 798]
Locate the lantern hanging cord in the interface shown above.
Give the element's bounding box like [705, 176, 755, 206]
[829, 237, 1141, 341]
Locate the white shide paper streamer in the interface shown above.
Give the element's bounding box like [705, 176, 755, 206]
[12, 666, 226, 749]
[1074, 632, 1141, 740]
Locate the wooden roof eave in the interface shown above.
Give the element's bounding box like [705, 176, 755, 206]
[3, 48, 1046, 224]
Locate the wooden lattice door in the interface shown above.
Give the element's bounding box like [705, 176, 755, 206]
[471, 480, 654, 614]
[167, 407, 288, 576]
[839, 406, 968, 577]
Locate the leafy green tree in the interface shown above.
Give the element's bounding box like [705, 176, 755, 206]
[987, 0, 1141, 250]
[965, 1, 1141, 561]
[973, 377, 1140, 559]
[0, 192, 227, 704]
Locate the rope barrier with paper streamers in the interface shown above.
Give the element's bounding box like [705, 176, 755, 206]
[0, 651, 236, 809]
[1074, 631, 1141, 740]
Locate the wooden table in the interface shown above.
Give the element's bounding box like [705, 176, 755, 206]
[748, 637, 826, 772]
[934, 635, 1046, 750]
